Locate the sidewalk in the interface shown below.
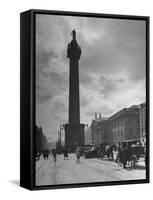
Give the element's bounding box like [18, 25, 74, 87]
[36, 155, 46, 172]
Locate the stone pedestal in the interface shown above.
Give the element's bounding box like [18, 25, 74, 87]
[65, 124, 85, 149]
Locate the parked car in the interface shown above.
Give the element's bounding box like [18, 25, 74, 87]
[76, 147, 86, 156]
[83, 146, 92, 154]
[84, 146, 99, 158]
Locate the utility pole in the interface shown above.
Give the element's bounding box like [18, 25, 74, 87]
[91, 122, 94, 146]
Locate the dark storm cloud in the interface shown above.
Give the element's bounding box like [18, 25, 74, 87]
[36, 70, 68, 104]
[36, 83, 54, 104]
[36, 34, 68, 104]
[36, 71, 68, 104]
[98, 76, 126, 97]
[80, 19, 146, 84]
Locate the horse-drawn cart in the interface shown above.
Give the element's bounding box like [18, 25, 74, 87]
[128, 145, 145, 168]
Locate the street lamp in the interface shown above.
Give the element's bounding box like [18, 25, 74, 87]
[91, 122, 94, 146]
[61, 124, 65, 145]
[92, 125, 94, 146]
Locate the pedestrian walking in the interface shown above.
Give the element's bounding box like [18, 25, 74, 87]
[118, 145, 127, 169]
[52, 149, 57, 162]
[43, 150, 46, 160]
[64, 148, 69, 160]
[112, 147, 118, 161]
[124, 145, 130, 166]
[76, 150, 80, 163]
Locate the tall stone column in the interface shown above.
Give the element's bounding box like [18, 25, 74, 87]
[65, 30, 85, 150]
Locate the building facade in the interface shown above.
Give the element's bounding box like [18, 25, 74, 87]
[84, 127, 92, 145]
[91, 119, 111, 146]
[109, 106, 140, 145]
[139, 102, 146, 145]
[84, 117, 111, 146]
[35, 125, 48, 153]
[85, 105, 143, 147]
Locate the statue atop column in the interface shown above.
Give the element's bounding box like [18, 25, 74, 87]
[67, 29, 81, 60]
[71, 29, 76, 40]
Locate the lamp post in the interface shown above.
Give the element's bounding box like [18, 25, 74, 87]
[61, 124, 65, 146]
[91, 123, 94, 146]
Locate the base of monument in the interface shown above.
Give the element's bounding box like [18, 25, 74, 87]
[64, 123, 85, 150]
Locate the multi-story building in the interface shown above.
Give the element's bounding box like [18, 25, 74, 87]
[91, 118, 111, 146]
[85, 113, 111, 146]
[84, 127, 92, 145]
[109, 105, 140, 146]
[85, 103, 145, 147]
[35, 125, 48, 152]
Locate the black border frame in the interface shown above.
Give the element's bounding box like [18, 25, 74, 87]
[20, 9, 150, 190]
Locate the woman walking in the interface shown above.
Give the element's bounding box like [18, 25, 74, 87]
[64, 148, 68, 160]
[52, 149, 57, 162]
[76, 150, 80, 163]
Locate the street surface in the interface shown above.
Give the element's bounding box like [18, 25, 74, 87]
[36, 154, 146, 186]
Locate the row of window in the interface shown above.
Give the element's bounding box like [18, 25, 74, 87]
[113, 130, 124, 138]
[111, 119, 124, 128]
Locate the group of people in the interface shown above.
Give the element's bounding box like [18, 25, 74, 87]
[43, 148, 81, 163]
[37, 143, 144, 169]
[40, 145, 132, 168]
[63, 148, 81, 162]
[40, 149, 57, 161]
[100, 143, 144, 169]
[116, 145, 131, 169]
[42, 149, 50, 160]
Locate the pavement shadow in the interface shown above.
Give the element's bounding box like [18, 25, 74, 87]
[9, 180, 20, 186]
[124, 165, 146, 171]
[114, 168, 121, 171]
[134, 165, 146, 170]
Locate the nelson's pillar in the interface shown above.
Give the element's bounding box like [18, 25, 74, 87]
[65, 29, 85, 149]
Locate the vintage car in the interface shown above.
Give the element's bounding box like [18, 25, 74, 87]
[84, 146, 99, 158]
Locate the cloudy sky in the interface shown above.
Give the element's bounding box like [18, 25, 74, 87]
[36, 14, 146, 142]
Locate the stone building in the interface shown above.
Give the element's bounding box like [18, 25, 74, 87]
[85, 104, 145, 147]
[109, 105, 140, 146]
[91, 118, 111, 146]
[84, 127, 92, 145]
[35, 125, 48, 152]
[85, 112, 111, 146]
